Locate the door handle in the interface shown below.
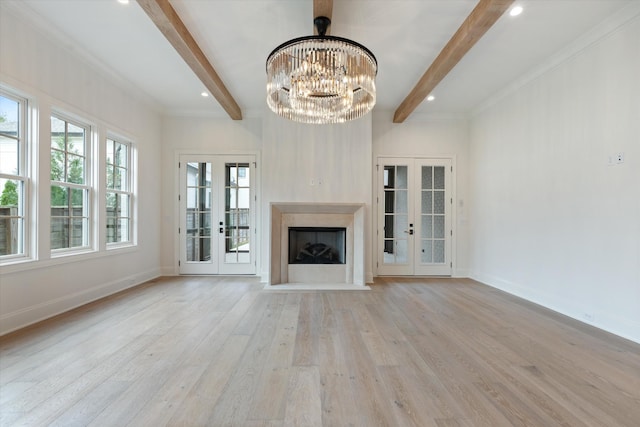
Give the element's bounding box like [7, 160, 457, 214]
[219, 227, 224, 234]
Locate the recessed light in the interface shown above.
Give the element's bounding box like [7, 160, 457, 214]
[509, 6, 523, 17]
[427, 95, 435, 102]
[201, 92, 209, 97]
[117, 0, 130, 4]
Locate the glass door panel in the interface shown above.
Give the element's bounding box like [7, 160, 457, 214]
[181, 160, 216, 274]
[378, 161, 414, 275]
[222, 162, 252, 267]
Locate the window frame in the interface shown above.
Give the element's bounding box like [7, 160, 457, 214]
[49, 113, 93, 254]
[105, 136, 134, 248]
[0, 89, 29, 263]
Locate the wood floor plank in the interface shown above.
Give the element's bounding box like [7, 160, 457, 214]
[283, 366, 322, 427]
[1, 276, 639, 426]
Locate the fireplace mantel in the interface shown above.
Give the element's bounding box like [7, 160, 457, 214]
[269, 202, 366, 286]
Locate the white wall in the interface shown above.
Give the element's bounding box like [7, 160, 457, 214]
[0, 5, 163, 335]
[373, 112, 471, 276]
[469, 15, 640, 342]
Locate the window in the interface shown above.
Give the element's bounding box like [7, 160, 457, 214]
[50, 115, 90, 251]
[0, 91, 27, 259]
[106, 137, 132, 245]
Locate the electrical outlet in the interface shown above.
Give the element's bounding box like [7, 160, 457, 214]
[616, 152, 625, 164]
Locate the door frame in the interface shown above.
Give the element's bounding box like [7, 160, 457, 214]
[375, 155, 457, 277]
[173, 150, 260, 275]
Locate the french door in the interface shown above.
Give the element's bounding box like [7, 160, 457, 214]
[179, 155, 256, 275]
[377, 157, 452, 276]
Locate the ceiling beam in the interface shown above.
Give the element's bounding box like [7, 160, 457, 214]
[393, 0, 514, 123]
[313, 0, 333, 35]
[136, 0, 242, 120]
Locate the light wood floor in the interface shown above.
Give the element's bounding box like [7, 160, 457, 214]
[1, 277, 639, 426]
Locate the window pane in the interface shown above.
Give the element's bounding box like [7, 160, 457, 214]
[51, 117, 65, 149]
[106, 139, 114, 166]
[434, 191, 445, 215]
[421, 240, 433, 263]
[0, 217, 22, 255]
[50, 149, 65, 181]
[421, 215, 433, 239]
[67, 123, 85, 156]
[70, 188, 85, 212]
[70, 218, 86, 247]
[0, 95, 19, 137]
[51, 185, 68, 209]
[0, 135, 18, 175]
[237, 164, 250, 186]
[115, 167, 127, 190]
[422, 191, 432, 214]
[106, 165, 114, 190]
[434, 166, 445, 190]
[115, 142, 127, 167]
[396, 166, 408, 189]
[434, 215, 445, 238]
[434, 240, 445, 263]
[421, 166, 432, 190]
[50, 217, 68, 249]
[106, 215, 117, 244]
[118, 218, 129, 242]
[67, 154, 85, 184]
[395, 190, 408, 214]
[119, 194, 130, 217]
[1, 179, 20, 209]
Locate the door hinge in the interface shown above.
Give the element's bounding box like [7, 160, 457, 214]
[451, 166, 453, 172]
[178, 194, 181, 201]
[179, 162, 181, 168]
[450, 230, 453, 236]
[178, 260, 181, 266]
[178, 227, 181, 234]
[450, 262, 452, 267]
[376, 164, 379, 171]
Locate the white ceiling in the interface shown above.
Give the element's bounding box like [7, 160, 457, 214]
[11, 0, 639, 119]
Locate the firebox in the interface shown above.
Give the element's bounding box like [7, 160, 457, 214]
[288, 227, 346, 264]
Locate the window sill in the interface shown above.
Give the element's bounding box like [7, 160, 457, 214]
[0, 244, 138, 276]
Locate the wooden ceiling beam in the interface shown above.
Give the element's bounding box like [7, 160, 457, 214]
[313, 0, 333, 35]
[136, 0, 242, 120]
[393, 0, 514, 123]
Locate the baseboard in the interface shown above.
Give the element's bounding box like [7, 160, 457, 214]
[470, 270, 640, 345]
[0, 268, 161, 336]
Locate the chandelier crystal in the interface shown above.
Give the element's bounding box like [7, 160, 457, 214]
[266, 17, 377, 124]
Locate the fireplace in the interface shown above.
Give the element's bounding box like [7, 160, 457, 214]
[289, 227, 346, 264]
[269, 202, 366, 286]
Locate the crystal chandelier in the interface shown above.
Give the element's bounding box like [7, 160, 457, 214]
[266, 17, 377, 124]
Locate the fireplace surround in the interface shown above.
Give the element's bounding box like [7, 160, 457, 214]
[269, 202, 365, 286]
